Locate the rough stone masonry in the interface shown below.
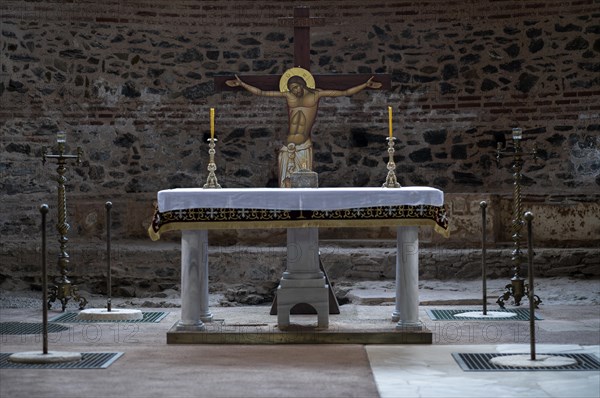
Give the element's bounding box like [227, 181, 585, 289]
[0, 1, 598, 296]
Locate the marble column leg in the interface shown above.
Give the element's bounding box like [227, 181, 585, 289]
[393, 226, 422, 330]
[198, 232, 213, 323]
[177, 230, 210, 331]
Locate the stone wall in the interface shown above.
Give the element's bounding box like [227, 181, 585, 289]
[2, 240, 597, 296]
[1, 1, 599, 289]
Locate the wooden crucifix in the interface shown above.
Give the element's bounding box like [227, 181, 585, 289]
[214, 7, 391, 90]
[214, 6, 391, 188]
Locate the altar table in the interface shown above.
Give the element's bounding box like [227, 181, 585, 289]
[148, 187, 449, 331]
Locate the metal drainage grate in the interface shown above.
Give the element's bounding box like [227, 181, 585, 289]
[452, 353, 600, 371]
[50, 311, 167, 323]
[0, 352, 123, 369]
[427, 308, 542, 321]
[0, 322, 70, 335]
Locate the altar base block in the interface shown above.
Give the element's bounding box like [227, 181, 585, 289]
[166, 304, 432, 344]
[277, 228, 329, 329]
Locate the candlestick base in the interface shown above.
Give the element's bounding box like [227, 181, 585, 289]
[203, 171, 222, 189]
[383, 171, 401, 188]
[48, 279, 88, 312]
[496, 276, 542, 309]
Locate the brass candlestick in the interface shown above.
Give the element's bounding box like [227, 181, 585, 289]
[42, 131, 87, 311]
[495, 127, 541, 308]
[203, 138, 221, 189]
[382, 136, 401, 188]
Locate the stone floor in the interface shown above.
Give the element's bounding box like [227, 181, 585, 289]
[1, 277, 599, 397]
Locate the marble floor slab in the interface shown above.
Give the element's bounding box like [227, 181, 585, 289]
[366, 344, 600, 398]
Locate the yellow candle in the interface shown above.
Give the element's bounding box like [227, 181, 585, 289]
[210, 108, 215, 139]
[388, 106, 393, 138]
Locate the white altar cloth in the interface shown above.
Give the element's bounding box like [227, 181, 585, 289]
[158, 187, 443, 211]
[149, 187, 448, 240]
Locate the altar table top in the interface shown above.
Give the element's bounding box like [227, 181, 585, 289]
[148, 187, 449, 240]
[158, 187, 444, 212]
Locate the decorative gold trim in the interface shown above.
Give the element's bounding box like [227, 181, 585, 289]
[148, 203, 450, 241]
[149, 218, 449, 241]
[279, 67, 315, 92]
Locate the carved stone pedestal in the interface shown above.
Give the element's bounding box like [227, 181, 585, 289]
[276, 227, 329, 329]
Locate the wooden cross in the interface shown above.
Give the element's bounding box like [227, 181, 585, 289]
[214, 6, 391, 92]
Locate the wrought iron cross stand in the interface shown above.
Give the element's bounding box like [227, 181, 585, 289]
[42, 131, 87, 311]
[495, 128, 542, 308]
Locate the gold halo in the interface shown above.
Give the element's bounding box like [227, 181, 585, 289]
[279, 67, 315, 92]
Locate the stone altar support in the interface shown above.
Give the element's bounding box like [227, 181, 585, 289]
[149, 187, 449, 332]
[274, 166, 329, 327]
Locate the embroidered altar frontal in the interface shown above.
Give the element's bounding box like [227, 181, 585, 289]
[148, 187, 449, 240]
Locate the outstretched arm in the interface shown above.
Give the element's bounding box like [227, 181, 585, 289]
[225, 75, 285, 97]
[318, 76, 383, 98]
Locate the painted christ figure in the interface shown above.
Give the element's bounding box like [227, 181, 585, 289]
[226, 67, 382, 187]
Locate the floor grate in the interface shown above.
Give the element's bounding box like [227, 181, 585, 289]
[0, 322, 70, 335]
[427, 308, 542, 321]
[453, 353, 600, 371]
[0, 352, 123, 369]
[50, 311, 167, 323]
